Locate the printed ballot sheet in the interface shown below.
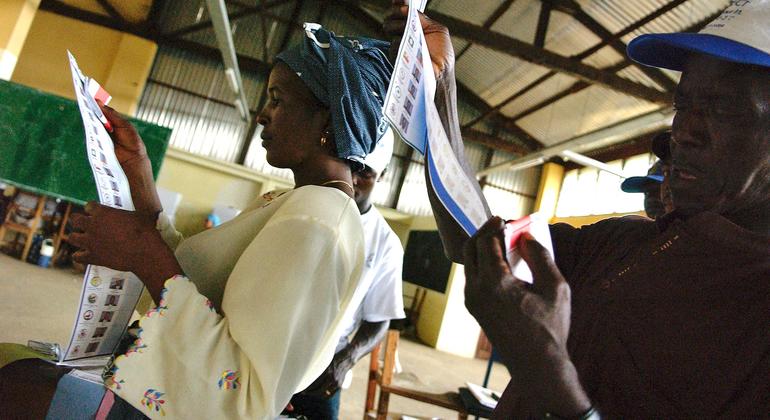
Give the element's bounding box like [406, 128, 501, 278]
[383, 2, 553, 280]
[61, 52, 144, 365]
[382, 2, 489, 235]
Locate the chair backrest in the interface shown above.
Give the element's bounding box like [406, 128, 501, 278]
[365, 329, 400, 415]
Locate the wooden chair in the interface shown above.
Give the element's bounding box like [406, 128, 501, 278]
[405, 287, 428, 336]
[51, 202, 73, 265]
[0, 192, 46, 261]
[364, 329, 469, 420]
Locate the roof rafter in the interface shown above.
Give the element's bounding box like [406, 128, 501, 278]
[165, 0, 288, 38]
[462, 128, 531, 156]
[508, 7, 721, 123]
[534, 1, 551, 48]
[462, 0, 692, 131]
[455, 81, 544, 151]
[455, 0, 517, 61]
[428, 10, 670, 104]
[547, 0, 677, 92]
[95, 0, 130, 28]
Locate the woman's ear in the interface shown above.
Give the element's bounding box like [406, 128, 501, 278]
[321, 125, 338, 156]
[316, 109, 338, 155]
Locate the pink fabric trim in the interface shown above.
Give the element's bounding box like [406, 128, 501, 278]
[94, 390, 115, 420]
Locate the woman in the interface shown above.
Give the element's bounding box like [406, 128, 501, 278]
[5, 23, 392, 419]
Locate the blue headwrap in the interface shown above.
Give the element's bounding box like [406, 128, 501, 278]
[276, 23, 393, 167]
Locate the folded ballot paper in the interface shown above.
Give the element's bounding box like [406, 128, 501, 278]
[503, 212, 554, 283]
[466, 382, 501, 409]
[37, 52, 146, 367]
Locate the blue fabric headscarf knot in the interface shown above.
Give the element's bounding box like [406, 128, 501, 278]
[276, 23, 393, 167]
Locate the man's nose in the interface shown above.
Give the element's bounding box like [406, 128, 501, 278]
[671, 110, 706, 149]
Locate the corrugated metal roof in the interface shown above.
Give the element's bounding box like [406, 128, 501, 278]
[125, 0, 734, 215]
[396, 160, 432, 215]
[489, 0, 542, 42]
[517, 83, 659, 144]
[440, 0, 730, 152]
[485, 150, 541, 194]
[429, 0, 510, 26]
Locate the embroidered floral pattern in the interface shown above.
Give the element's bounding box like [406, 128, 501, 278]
[106, 377, 125, 390]
[141, 389, 166, 416]
[104, 363, 119, 389]
[218, 370, 240, 390]
[125, 338, 148, 355]
[145, 296, 168, 317]
[259, 190, 287, 208]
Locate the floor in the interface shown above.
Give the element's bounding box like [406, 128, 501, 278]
[0, 253, 511, 419]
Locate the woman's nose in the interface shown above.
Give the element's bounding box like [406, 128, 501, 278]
[256, 107, 269, 126]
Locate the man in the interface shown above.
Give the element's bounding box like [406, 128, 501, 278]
[386, 1, 770, 418]
[290, 129, 405, 419]
[620, 131, 673, 218]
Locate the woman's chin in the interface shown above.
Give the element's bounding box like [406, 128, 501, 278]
[265, 155, 290, 169]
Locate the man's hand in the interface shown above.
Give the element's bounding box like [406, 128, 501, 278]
[464, 217, 590, 417]
[98, 102, 162, 215]
[383, 0, 455, 80]
[69, 202, 182, 303]
[300, 349, 353, 399]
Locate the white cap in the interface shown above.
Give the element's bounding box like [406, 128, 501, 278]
[363, 127, 394, 174]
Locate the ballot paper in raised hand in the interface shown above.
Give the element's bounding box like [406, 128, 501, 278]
[58, 52, 144, 366]
[503, 212, 554, 283]
[382, 1, 490, 235]
[382, 0, 429, 153]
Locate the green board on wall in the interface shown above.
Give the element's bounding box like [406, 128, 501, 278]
[0, 79, 171, 205]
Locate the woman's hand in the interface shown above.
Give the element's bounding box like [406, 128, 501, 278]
[463, 217, 591, 417]
[383, 0, 455, 80]
[97, 102, 162, 215]
[69, 202, 183, 303]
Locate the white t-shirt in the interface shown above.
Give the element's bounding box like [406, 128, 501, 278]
[336, 206, 406, 352]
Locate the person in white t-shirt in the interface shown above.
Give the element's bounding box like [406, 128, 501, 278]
[289, 130, 405, 419]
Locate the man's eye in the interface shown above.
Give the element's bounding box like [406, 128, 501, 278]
[709, 105, 743, 117]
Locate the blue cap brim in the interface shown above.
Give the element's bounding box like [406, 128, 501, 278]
[621, 175, 664, 193]
[628, 33, 770, 71]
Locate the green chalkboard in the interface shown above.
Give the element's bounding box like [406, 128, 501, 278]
[0, 79, 171, 205]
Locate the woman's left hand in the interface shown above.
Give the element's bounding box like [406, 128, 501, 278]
[69, 202, 183, 302]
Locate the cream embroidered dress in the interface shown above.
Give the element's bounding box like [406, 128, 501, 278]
[106, 186, 364, 419]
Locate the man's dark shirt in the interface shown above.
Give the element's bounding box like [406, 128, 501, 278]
[551, 212, 770, 418]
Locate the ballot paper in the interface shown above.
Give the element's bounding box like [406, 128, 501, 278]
[466, 382, 501, 409]
[503, 212, 554, 283]
[57, 52, 145, 366]
[382, 2, 489, 235]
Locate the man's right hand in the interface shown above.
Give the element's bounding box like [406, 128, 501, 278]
[464, 217, 591, 418]
[98, 102, 162, 216]
[383, 0, 455, 80]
